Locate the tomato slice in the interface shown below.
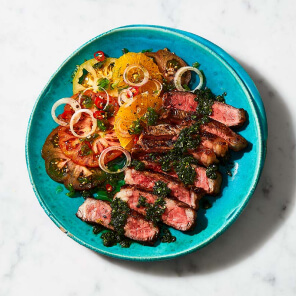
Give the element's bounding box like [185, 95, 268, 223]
[58, 116, 121, 167]
[42, 128, 106, 190]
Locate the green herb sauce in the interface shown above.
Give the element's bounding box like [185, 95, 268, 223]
[153, 181, 171, 197]
[136, 195, 166, 225]
[131, 159, 145, 171]
[128, 118, 143, 135]
[109, 198, 131, 236]
[101, 231, 131, 248]
[161, 229, 176, 243]
[206, 164, 219, 179]
[145, 107, 159, 126]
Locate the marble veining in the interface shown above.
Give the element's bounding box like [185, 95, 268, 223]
[1, 0, 296, 295]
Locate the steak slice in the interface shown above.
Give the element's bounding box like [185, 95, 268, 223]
[132, 146, 218, 167]
[140, 124, 229, 157]
[124, 168, 204, 209]
[160, 108, 247, 152]
[142, 124, 183, 140]
[200, 131, 229, 157]
[77, 198, 159, 243]
[188, 147, 219, 167]
[115, 186, 196, 231]
[140, 160, 222, 195]
[163, 91, 246, 127]
[200, 120, 248, 151]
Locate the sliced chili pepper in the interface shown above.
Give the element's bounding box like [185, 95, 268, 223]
[93, 110, 105, 120]
[106, 184, 113, 192]
[61, 110, 73, 119]
[129, 86, 139, 96]
[94, 96, 105, 109]
[134, 135, 139, 145]
[94, 51, 105, 62]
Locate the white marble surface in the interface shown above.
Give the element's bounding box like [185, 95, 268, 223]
[1, 0, 296, 295]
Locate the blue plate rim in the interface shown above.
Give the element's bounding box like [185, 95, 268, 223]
[25, 25, 268, 261]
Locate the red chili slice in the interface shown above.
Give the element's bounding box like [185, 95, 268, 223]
[93, 111, 105, 120]
[134, 135, 139, 145]
[94, 51, 105, 62]
[106, 184, 113, 192]
[129, 86, 139, 96]
[94, 96, 105, 109]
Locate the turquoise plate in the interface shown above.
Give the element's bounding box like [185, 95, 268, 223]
[26, 25, 267, 261]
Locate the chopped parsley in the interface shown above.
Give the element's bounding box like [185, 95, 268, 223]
[136, 195, 166, 225]
[194, 88, 226, 116]
[161, 228, 176, 243]
[144, 107, 159, 126]
[141, 48, 153, 53]
[128, 118, 143, 135]
[122, 48, 129, 54]
[153, 181, 171, 197]
[101, 231, 132, 248]
[131, 159, 145, 171]
[80, 143, 92, 156]
[97, 78, 109, 90]
[92, 225, 104, 234]
[192, 61, 200, 68]
[206, 164, 219, 179]
[97, 119, 107, 132]
[81, 95, 93, 108]
[109, 198, 131, 236]
[66, 184, 76, 198]
[174, 156, 197, 185]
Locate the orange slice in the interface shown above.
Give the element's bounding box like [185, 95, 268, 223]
[138, 79, 162, 96]
[114, 93, 162, 150]
[112, 52, 162, 89]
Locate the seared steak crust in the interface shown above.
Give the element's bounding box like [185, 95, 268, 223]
[201, 120, 248, 151]
[140, 124, 229, 158]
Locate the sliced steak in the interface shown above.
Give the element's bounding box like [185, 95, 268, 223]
[124, 168, 203, 209]
[160, 108, 194, 125]
[142, 124, 183, 140]
[140, 160, 222, 195]
[200, 132, 228, 157]
[163, 91, 246, 127]
[132, 146, 218, 167]
[141, 124, 229, 158]
[160, 108, 247, 152]
[137, 137, 175, 150]
[188, 147, 219, 167]
[200, 120, 248, 151]
[77, 198, 159, 243]
[115, 186, 196, 231]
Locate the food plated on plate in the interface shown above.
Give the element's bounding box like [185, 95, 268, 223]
[42, 47, 248, 248]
